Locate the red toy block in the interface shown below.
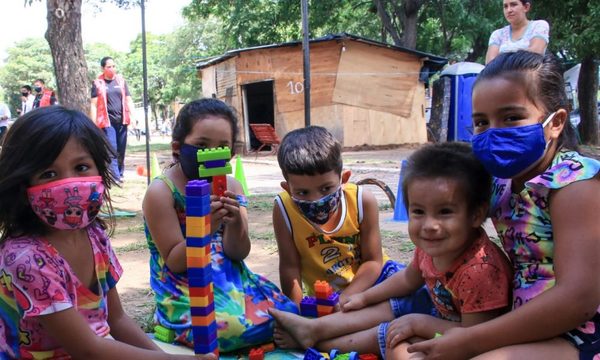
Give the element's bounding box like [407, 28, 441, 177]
[249, 347, 264, 360]
[212, 175, 227, 197]
[358, 354, 379, 360]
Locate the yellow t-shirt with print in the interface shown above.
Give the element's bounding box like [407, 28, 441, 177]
[276, 183, 387, 295]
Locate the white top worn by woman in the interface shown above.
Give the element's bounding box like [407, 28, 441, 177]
[489, 20, 549, 54]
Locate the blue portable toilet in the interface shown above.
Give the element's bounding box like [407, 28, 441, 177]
[440, 62, 484, 142]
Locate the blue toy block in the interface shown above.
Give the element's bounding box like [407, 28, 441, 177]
[185, 180, 211, 196]
[186, 203, 211, 216]
[304, 347, 326, 360]
[192, 322, 218, 343]
[393, 160, 409, 222]
[185, 194, 211, 208]
[316, 292, 340, 307]
[203, 159, 227, 168]
[186, 235, 211, 247]
[330, 349, 339, 359]
[193, 338, 218, 354]
[300, 296, 318, 318]
[190, 302, 215, 316]
[188, 272, 213, 287]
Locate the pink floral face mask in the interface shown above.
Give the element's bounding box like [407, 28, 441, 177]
[27, 176, 104, 230]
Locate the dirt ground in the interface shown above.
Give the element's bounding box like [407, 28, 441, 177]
[112, 140, 422, 328]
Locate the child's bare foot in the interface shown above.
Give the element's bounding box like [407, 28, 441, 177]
[273, 324, 301, 349]
[269, 308, 319, 349]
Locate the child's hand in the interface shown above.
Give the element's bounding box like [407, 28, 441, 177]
[339, 292, 368, 312]
[210, 191, 242, 230]
[385, 314, 422, 349]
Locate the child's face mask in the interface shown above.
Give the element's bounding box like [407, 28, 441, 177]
[292, 186, 342, 225]
[27, 176, 104, 230]
[472, 112, 556, 179]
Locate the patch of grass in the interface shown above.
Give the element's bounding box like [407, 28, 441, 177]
[128, 142, 171, 153]
[248, 193, 277, 211]
[114, 240, 147, 253]
[381, 230, 409, 242]
[114, 222, 145, 235]
[250, 229, 276, 242]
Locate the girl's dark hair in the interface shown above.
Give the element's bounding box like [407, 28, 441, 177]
[402, 142, 491, 215]
[0, 106, 117, 241]
[475, 50, 578, 151]
[277, 126, 343, 178]
[171, 98, 239, 161]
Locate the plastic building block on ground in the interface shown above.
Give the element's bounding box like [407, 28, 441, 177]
[314, 280, 334, 299]
[300, 296, 318, 318]
[358, 354, 378, 360]
[153, 324, 175, 343]
[304, 347, 326, 360]
[249, 347, 264, 360]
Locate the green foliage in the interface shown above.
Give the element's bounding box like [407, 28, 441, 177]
[0, 38, 54, 113]
[84, 43, 125, 84]
[183, 0, 381, 50]
[536, 1, 600, 60]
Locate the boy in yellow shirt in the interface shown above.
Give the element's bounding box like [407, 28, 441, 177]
[273, 126, 432, 311]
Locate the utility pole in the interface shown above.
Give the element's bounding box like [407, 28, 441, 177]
[301, 0, 311, 127]
[141, 0, 151, 184]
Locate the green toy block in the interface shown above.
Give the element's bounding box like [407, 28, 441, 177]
[198, 163, 232, 178]
[196, 147, 231, 162]
[154, 324, 176, 343]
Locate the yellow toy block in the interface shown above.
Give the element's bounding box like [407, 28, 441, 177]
[190, 293, 214, 307]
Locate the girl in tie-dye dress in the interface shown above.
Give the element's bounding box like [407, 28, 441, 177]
[407, 52, 600, 360]
[143, 99, 297, 353]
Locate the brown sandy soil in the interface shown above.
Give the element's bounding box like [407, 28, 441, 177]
[113, 141, 418, 329]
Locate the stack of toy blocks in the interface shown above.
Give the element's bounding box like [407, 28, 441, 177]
[196, 147, 232, 197]
[300, 280, 340, 318]
[185, 179, 218, 356]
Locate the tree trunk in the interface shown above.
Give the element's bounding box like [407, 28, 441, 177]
[577, 56, 599, 145]
[400, 0, 423, 49]
[45, 0, 89, 114]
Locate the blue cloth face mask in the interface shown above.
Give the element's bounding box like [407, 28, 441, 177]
[292, 186, 342, 225]
[472, 112, 556, 179]
[179, 143, 202, 180]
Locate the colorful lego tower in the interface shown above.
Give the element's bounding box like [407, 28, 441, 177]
[299, 280, 340, 318]
[185, 179, 218, 356]
[196, 147, 232, 197]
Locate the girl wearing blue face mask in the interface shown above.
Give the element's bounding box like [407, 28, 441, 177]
[408, 51, 600, 360]
[0, 106, 214, 360]
[142, 98, 298, 353]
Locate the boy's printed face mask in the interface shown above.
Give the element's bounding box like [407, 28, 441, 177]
[292, 186, 342, 225]
[27, 176, 104, 230]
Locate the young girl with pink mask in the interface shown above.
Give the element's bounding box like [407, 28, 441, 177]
[0, 106, 214, 360]
[409, 51, 600, 359]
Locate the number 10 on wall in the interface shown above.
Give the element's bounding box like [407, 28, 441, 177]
[287, 81, 304, 95]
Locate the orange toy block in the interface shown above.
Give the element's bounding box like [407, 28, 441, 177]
[314, 280, 333, 299]
[186, 254, 211, 268]
[186, 246, 210, 257]
[191, 312, 216, 327]
[190, 292, 214, 307]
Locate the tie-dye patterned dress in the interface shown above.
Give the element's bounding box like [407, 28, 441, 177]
[490, 149, 600, 358]
[145, 175, 298, 353]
